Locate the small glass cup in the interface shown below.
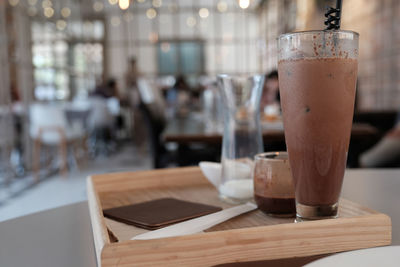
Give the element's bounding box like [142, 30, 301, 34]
[253, 152, 295, 217]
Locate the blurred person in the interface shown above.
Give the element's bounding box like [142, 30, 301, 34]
[88, 79, 120, 156]
[261, 70, 280, 121]
[124, 57, 148, 152]
[126, 57, 139, 83]
[261, 70, 279, 108]
[91, 78, 120, 100]
[125, 57, 140, 107]
[166, 75, 191, 117]
[359, 111, 400, 167]
[93, 78, 124, 132]
[10, 84, 24, 175]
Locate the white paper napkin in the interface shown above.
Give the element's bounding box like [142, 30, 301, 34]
[131, 202, 257, 240]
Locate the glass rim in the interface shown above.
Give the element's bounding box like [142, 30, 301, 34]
[278, 30, 359, 40]
[217, 74, 265, 79]
[255, 151, 288, 161]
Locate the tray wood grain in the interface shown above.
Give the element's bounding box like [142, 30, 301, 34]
[87, 166, 391, 267]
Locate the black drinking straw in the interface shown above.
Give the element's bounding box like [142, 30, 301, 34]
[324, 0, 343, 30]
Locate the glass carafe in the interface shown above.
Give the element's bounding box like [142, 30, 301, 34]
[217, 74, 264, 203]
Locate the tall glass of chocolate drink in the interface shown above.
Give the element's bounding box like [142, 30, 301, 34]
[278, 30, 359, 221]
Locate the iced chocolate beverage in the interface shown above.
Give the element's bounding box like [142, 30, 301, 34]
[278, 31, 359, 221]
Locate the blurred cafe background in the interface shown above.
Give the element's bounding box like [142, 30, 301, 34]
[0, 0, 399, 221]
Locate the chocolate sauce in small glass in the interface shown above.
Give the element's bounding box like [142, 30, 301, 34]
[253, 152, 295, 217]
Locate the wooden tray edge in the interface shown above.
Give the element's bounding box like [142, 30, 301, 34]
[87, 176, 110, 266]
[90, 166, 208, 193]
[100, 213, 391, 266]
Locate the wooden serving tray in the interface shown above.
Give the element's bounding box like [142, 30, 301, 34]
[87, 167, 391, 267]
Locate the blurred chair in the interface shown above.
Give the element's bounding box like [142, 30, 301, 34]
[65, 100, 91, 131]
[29, 103, 86, 181]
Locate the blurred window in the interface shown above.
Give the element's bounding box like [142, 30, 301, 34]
[157, 41, 204, 76]
[72, 43, 103, 99]
[31, 20, 104, 101]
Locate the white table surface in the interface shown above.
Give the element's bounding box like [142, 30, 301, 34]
[0, 169, 399, 267]
[0, 202, 97, 267]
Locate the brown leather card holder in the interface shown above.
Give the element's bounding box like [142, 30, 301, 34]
[103, 198, 222, 230]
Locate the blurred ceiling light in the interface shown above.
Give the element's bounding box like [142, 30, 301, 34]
[186, 16, 196, 27]
[9, 0, 20, 6]
[61, 7, 71, 18]
[111, 16, 121, 26]
[44, 7, 54, 18]
[217, 1, 228, 13]
[238, 0, 250, 9]
[41, 0, 52, 8]
[124, 12, 134, 22]
[146, 8, 157, 19]
[161, 42, 171, 53]
[28, 0, 38, 6]
[108, 0, 118, 5]
[148, 32, 158, 43]
[27, 6, 37, 16]
[93, 1, 104, 12]
[198, 8, 209, 19]
[119, 0, 129, 10]
[152, 0, 162, 8]
[56, 19, 67, 31]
